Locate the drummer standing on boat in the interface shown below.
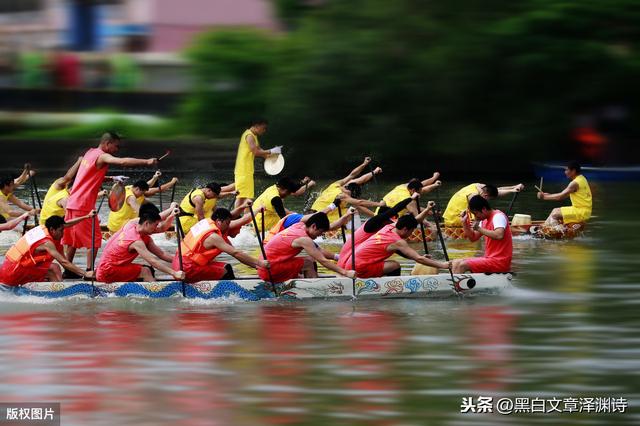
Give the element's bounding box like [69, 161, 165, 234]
[453, 195, 512, 274]
[234, 118, 283, 209]
[63, 131, 158, 277]
[537, 161, 592, 226]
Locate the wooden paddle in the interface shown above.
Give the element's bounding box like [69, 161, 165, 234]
[249, 206, 276, 294]
[21, 165, 32, 235]
[157, 175, 163, 211]
[158, 149, 171, 162]
[350, 211, 357, 297]
[336, 203, 347, 243]
[90, 211, 96, 293]
[506, 190, 519, 218]
[411, 196, 438, 275]
[28, 171, 39, 227]
[31, 172, 42, 209]
[170, 184, 177, 204]
[174, 212, 186, 297]
[433, 201, 473, 288]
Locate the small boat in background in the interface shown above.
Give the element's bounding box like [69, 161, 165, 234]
[533, 162, 640, 182]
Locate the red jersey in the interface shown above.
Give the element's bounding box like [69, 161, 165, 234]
[66, 147, 108, 211]
[338, 227, 376, 269]
[353, 224, 402, 267]
[263, 222, 308, 263]
[98, 220, 150, 269]
[481, 210, 512, 267]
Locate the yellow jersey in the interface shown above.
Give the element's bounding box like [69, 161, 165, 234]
[311, 180, 344, 222]
[179, 188, 218, 234]
[0, 191, 11, 220]
[39, 183, 70, 225]
[107, 185, 145, 232]
[254, 184, 282, 230]
[377, 184, 411, 216]
[234, 129, 259, 178]
[569, 174, 592, 220]
[442, 183, 480, 226]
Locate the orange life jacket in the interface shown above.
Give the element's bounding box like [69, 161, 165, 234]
[5, 225, 57, 268]
[181, 218, 228, 266]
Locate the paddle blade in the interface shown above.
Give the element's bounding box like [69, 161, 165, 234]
[411, 264, 439, 276]
[108, 182, 126, 212]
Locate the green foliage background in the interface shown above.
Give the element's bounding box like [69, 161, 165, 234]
[182, 0, 640, 175]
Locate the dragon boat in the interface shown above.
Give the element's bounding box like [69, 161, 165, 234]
[0, 273, 512, 301]
[323, 221, 586, 242]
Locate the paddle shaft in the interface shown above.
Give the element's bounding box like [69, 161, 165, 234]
[28, 174, 38, 227]
[31, 173, 42, 209]
[21, 165, 32, 235]
[158, 150, 171, 161]
[506, 191, 519, 218]
[350, 211, 356, 296]
[249, 206, 274, 285]
[433, 202, 456, 284]
[415, 198, 429, 255]
[90, 213, 96, 291]
[170, 185, 176, 204]
[157, 177, 163, 210]
[261, 210, 265, 242]
[175, 215, 186, 297]
[302, 182, 310, 211]
[337, 204, 346, 243]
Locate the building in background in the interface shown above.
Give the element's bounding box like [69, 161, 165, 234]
[0, 0, 279, 52]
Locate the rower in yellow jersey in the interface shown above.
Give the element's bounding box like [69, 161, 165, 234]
[107, 172, 179, 233]
[442, 182, 524, 226]
[376, 173, 441, 218]
[234, 118, 283, 209]
[254, 177, 313, 231]
[311, 157, 383, 221]
[178, 182, 235, 234]
[538, 161, 592, 225]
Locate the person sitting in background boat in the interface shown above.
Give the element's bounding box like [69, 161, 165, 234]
[0, 210, 37, 233]
[257, 212, 356, 283]
[376, 173, 441, 218]
[442, 182, 524, 227]
[0, 174, 37, 225]
[311, 157, 383, 218]
[537, 161, 592, 226]
[453, 195, 512, 274]
[96, 204, 184, 283]
[253, 177, 315, 231]
[174, 207, 270, 283]
[178, 182, 235, 235]
[338, 193, 434, 269]
[234, 118, 283, 209]
[353, 214, 449, 278]
[0, 215, 95, 286]
[107, 172, 179, 233]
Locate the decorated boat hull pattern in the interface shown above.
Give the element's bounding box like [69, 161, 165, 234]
[1, 273, 512, 300]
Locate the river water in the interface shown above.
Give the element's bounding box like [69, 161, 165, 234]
[0, 173, 638, 426]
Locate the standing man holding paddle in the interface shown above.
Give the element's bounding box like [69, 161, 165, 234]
[453, 195, 512, 274]
[234, 118, 283, 209]
[62, 131, 158, 278]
